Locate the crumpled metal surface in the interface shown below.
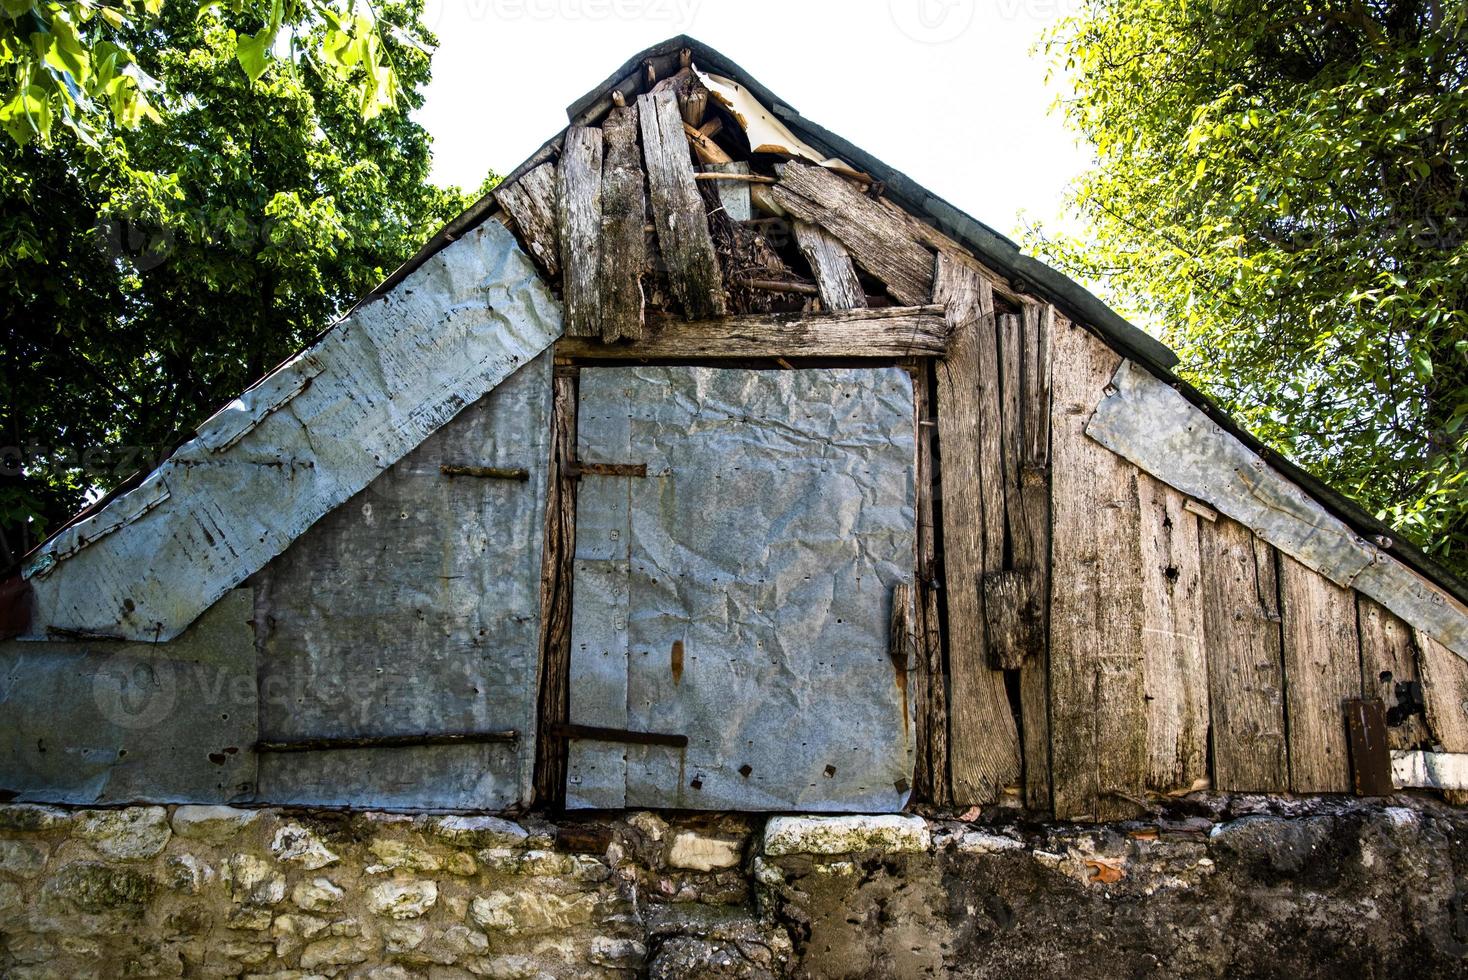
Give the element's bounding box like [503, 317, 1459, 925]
[567, 366, 916, 812]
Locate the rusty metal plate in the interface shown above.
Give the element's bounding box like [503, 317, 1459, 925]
[566, 366, 916, 811]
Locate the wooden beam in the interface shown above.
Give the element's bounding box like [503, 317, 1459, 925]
[792, 220, 867, 311]
[639, 87, 727, 319]
[598, 104, 647, 343]
[1200, 517, 1289, 792]
[554, 306, 951, 360]
[531, 375, 578, 807]
[932, 252, 1021, 804]
[1279, 554, 1362, 793]
[494, 162, 559, 279]
[557, 127, 603, 337]
[772, 161, 935, 306]
[1049, 319, 1146, 821]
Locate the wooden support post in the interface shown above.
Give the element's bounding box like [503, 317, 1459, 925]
[532, 374, 579, 808]
[557, 128, 604, 337]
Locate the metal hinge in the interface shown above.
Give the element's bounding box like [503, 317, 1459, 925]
[564, 461, 648, 479]
[548, 722, 686, 748]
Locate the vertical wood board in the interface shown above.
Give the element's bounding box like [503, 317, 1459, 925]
[557, 126, 604, 338]
[1279, 555, 1362, 793]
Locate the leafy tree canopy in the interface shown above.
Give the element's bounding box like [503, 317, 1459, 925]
[0, 1, 474, 567]
[1034, 0, 1468, 575]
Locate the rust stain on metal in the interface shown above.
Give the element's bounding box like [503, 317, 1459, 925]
[1346, 698, 1393, 796]
[565, 461, 648, 478]
[439, 464, 530, 480]
[671, 639, 685, 685]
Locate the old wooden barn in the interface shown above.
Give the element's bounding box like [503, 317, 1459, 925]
[4, 36, 1468, 824]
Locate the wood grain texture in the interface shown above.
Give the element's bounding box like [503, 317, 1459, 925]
[792, 220, 867, 311]
[555, 306, 951, 360]
[495, 162, 559, 279]
[1279, 554, 1362, 793]
[932, 251, 1021, 803]
[556, 127, 603, 338]
[1415, 629, 1468, 803]
[1017, 303, 1054, 811]
[1138, 474, 1209, 793]
[982, 571, 1038, 671]
[597, 105, 647, 343]
[772, 161, 934, 306]
[532, 375, 578, 806]
[1200, 517, 1288, 792]
[1049, 320, 1146, 821]
[912, 365, 949, 804]
[637, 87, 726, 319]
[1358, 596, 1433, 751]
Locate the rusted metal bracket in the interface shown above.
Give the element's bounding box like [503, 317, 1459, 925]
[564, 462, 647, 479]
[254, 730, 519, 754]
[548, 722, 687, 748]
[1345, 698, 1393, 796]
[439, 464, 529, 480]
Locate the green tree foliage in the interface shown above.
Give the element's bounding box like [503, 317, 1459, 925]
[1035, 0, 1468, 574]
[0, 1, 470, 567]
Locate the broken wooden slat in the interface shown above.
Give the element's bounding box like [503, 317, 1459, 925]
[495, 162, 560, 279]
[1049, 320, 1146, 821]
[771, 161, 934, 306]
[557, 127, 604, 337]
[1199, 517, 1289, 792]
[638, 87, 727, 319]
[1279, 554, 1362, 793]
[1358, 596, 1433, 751]
[1391, 749, 1468, 791]
[598, 104, 648, 343]
[1344, 698, 1393, 796]
[1138, 474, 1210, 794]
[890, 582, 915, 671]
[932, 252, 1021, 804]
[554, 306, 950, 360]
[792, 220, 867, 311]
[704, 163, 752, 221]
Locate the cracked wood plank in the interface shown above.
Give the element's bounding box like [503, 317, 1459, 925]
[1279, 555, 1362, 793]
[599, 104, 647, 343]
[793, 220, 866, 311]
[557, 126, 604, 338]
[495, 162, 559, 279]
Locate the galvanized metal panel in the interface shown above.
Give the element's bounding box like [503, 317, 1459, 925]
[24, 220, 562, 643]
[1087, 359, 1468, 660]
[0, 590, 257, 804]
[567, 366, 917, 812]
[254, 353, 553, 811]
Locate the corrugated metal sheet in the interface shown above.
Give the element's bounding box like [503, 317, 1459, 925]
[566, 366, 917, 812]
[0, 590, 257, 804]
[24, 220, 562, 643]
[1087, 359, 1468, 659]
[254, 353, 554, 811]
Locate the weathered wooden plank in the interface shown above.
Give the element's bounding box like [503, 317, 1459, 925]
[793, 220, 867, 311]
[1418, 629, 1468, 803]
[1088, 358, 1468, 660]
[1017, 303, 1054, 811]
[911, 365, 949, 804]
[704, 162, 752, 221]
[1138, 474, 1210, 793]
[932, 252, 1021, 803]
[1358, 596, 1433, 751]
[555, 306, 951, 360]
[1279, 555, 1362, 793]
[637, 87, 726, 319]
[556, 127, 603, 338]
[495, 162, 559, 279]
[772, 161, 934, 306]
[598, 105, 647, 343]
[1049, 320, 1146, 821]
[1200, 517, 1289, 792]
[532, 376, 578, 806]
[982, 571, 1037, 671]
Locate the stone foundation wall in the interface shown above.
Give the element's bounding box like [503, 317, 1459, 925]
[1, 797, 1465, 978]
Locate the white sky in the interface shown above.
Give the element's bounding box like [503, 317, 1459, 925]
[413, 0, 1089, 242]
